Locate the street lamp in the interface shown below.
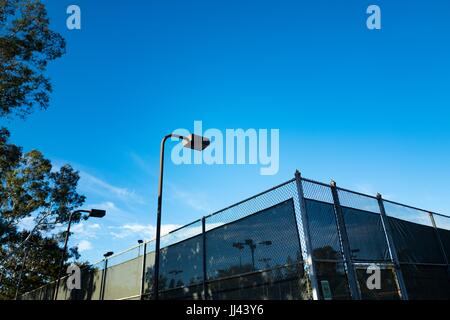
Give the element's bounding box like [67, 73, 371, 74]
[53, 209, 106, 300]
[137, 240, 144, 256]
[100, 251, 114, 300]
[153, 133, 210, 300]
[232, 242, 245, 269]
[244, 239, 272, 271]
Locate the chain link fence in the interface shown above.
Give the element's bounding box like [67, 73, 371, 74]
[20, 171, 450, 300]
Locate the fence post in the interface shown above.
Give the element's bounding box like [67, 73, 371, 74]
[100, 258, 108, 300]
[376, 194, 409, 300]
[428, 212, 450, 277]
[294, 170, 320, 300]
[202, 217, 209, 300]
[330, 180, 361, 300]
[140, 242, 147, 300]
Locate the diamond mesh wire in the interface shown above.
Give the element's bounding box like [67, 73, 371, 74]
[337, 189, 380, 214]
[105, 246, 140, 268]
[383, 201, 433, 226]
[204, 179, 308, 266]
[142, 240, 156, 296]
[103, 255, 143, 300]
[301, 179, 334, 204]
[80, 260, 103, 300]
[205, 199, 302, 280]
[203, 179, 310, 300]
[205, 180, 296, 230]
[432, 214, 450, 263]
[383, 201, 445, 264]
[160, 220, 202, 248]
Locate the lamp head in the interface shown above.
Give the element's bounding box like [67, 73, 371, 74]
[182, 134, 210, 151]
[104, 251, 114, 258]
[89, 209, 106, 218]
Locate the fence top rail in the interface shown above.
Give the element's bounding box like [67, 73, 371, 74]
[300, 175, 449, 219]
[203, 178, 296, 220]
[168, 218, 202, 234]
[300, 176, 331, 188]
[102, 241, 143, 262]
[334, 185, 379, 200]
[382, 198, 450, 219]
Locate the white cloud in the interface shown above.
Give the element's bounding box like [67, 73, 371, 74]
[108, 221, 225, 248]
[109, 223, 182, 241]
[86, 201, 119, 213]
[77, 240, 93, 252]
[71, 222, 102, 239]
[79, 171, 146, 205]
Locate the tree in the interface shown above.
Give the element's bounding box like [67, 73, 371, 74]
[0, 231, 79, 299]
[0, 128, 85, 299]
[0, 0, 66, 118]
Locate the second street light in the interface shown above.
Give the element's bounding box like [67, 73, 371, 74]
[153, 133, 210, 300]
[53, 208, 106, 300]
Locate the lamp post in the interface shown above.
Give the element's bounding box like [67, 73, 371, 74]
[232, 242, 245, 269]
[100, 251, 114, 300]
[137, 240, 144, 256]
[53, 209, 106, 300]
[153, 133, 210, 300]
[244, 239, 272, 271]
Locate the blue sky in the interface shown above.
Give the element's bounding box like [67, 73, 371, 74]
[2, 0, 450, 263]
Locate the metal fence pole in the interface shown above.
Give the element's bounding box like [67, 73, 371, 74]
[202, 217, 209, 300]
[330, 180, 361, 300]
[376, 194, 409, 300]
[140, 242, 147, 300]
[100, 258, 108, 300]
[428, 212, 450, 277]
[294, 170, 320, 300]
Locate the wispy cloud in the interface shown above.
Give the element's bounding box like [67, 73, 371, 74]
[167, 183, 212, 213]
[129, 152, 155, 176]
[108, 221, 225, 248]
[78, 171, 146, 205]
[108, 223, 182, 241]
[129, 152, 213, 213]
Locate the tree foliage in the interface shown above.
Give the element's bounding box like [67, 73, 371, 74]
[0, 0, 66, 118]
[0, 1, 88, 300]
[0, 128, 86, 299]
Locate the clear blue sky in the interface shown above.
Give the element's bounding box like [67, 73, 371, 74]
[2, 0, 450, 263]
